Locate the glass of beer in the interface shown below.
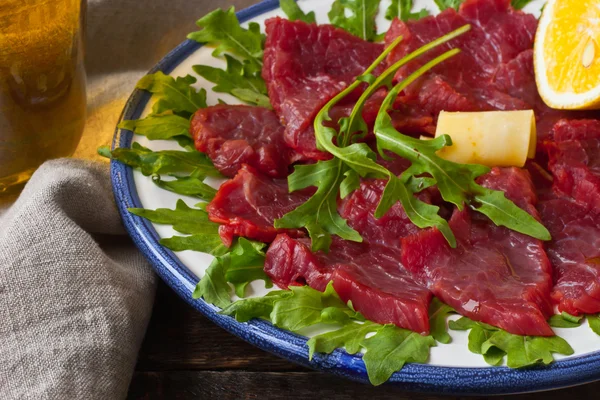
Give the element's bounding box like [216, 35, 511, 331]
[0, 0, 86, 194]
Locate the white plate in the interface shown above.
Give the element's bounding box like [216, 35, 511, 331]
[111, 0, 600, 393]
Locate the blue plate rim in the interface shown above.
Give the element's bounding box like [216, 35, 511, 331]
[109, 0, 600, 394]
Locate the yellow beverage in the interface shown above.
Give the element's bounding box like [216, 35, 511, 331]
[0, 0, 86, 193]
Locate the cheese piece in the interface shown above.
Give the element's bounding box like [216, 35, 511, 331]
[435, 110, 536, 167]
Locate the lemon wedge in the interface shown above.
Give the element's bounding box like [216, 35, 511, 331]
[534, 0, 600, 109]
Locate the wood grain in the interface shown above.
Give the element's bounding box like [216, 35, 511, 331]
[127, 370, 600, 400]
[134, 283, 298, 372]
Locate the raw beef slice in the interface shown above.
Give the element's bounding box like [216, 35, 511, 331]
[539, 119, 600, 314]
[401, 168, 555, 336]
[384, 0, 543, 124]
[264, 235, 432, 334]
[544, 119, 600, 212]
[262, 17, 384, 160]
[206, 165, 312, 246]
[339, 178, 428, 247]
[265, 177, 437, 334]
[539, 197, 600, 315]
[191, 105, 292, 178]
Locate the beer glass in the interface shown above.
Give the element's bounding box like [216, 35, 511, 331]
[0, 0, 86, 193]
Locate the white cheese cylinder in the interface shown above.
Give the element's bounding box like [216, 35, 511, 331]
[434, 110, 536, 167]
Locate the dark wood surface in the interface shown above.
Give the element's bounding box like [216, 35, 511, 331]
[127, 281, 600, 399]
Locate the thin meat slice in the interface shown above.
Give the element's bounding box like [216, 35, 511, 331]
[262, 17, 384, 160]
[383, 0, 592, 142]
[551, 119, 600, 141]
[386, 0, 537, 83]
[459, 0, 537, 66]
[389, 105, 436, 136]
[190, 105, 291, 178]
[545, 140, 600, 211]
[264, 235, 333, 291]
[539, 197, 600, 315]
[384, 0, 541, 127]
[385, 5, 490, 86]
[332, 245, 432, 335]
[407, 75, 482, 117]
[492, 50, 546, 114]
[544, 119, 600, 212]
[539, 119, 600, 314]
[401, 168, 555, 336]
[264, 235, 432, 334]
[265, 176, 439, 334]
[206, 165, 312, 246]
[339, 178, 426, 247]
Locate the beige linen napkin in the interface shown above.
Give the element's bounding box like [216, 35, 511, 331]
[0, 159, 155, 398]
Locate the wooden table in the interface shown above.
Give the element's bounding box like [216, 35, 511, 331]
[127, 281, 600, 399]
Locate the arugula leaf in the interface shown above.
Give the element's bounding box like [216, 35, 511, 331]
[193, 238, 271, 307]
[428, 298, 454, 344]
[483, 331, 573, 369]
[98, 143, 221, 177]
[151, 173, 217, 201]
[225, 239, 271, 298]
[307, 321, 379, 358]
[280, 0, 317, 23]
[342, 27, 468, 142]
[194, 257, 232, 308]
[188, 8, 271, 108]
[340, 169, 361, 199]
[385, 0, 430, 21]
[118, 112, 191, 141]
[288, 21, 549, 248]
[589, 314, 600, 336]
[160, 234, 228, 255]
[271, 283, 359, 330]
[220, 290, 294, 322]
[230, 89, 271, 107]
[433, 0, 463, 11]
[448, 316, 478, 330]
[448, 316, 497, 331]
[362, 325, 436, 385]
[468, 326, 504, 365]
[375, 123, 551, 240]
[193, 55, 271, 108]
[449, 320, 505, 365]
[307, 316, 436, 386]
[136, 72, 207, 117]
[279, 26, 472, 251]
[223, 282, 436, 385]
[548, 312, 583, 328]
[370, 36, 551, 242]
[116, 71, 206, 151]
[129, 199, 229, 258]
[174, 135, 196, 152]
[328, 0, 381, 41]
[274, 159, 362, 252]
[129, 199, 219, 235]
[188, 7, 264, 70]
[511, 0, 535, 9]
[312, 35, 468, 248]
[115, 71, 206, 153]
[449, 317, 574, 368]
[276, 34, 409, 251]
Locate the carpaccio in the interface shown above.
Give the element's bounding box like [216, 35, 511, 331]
[190, 0, 600, 336]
